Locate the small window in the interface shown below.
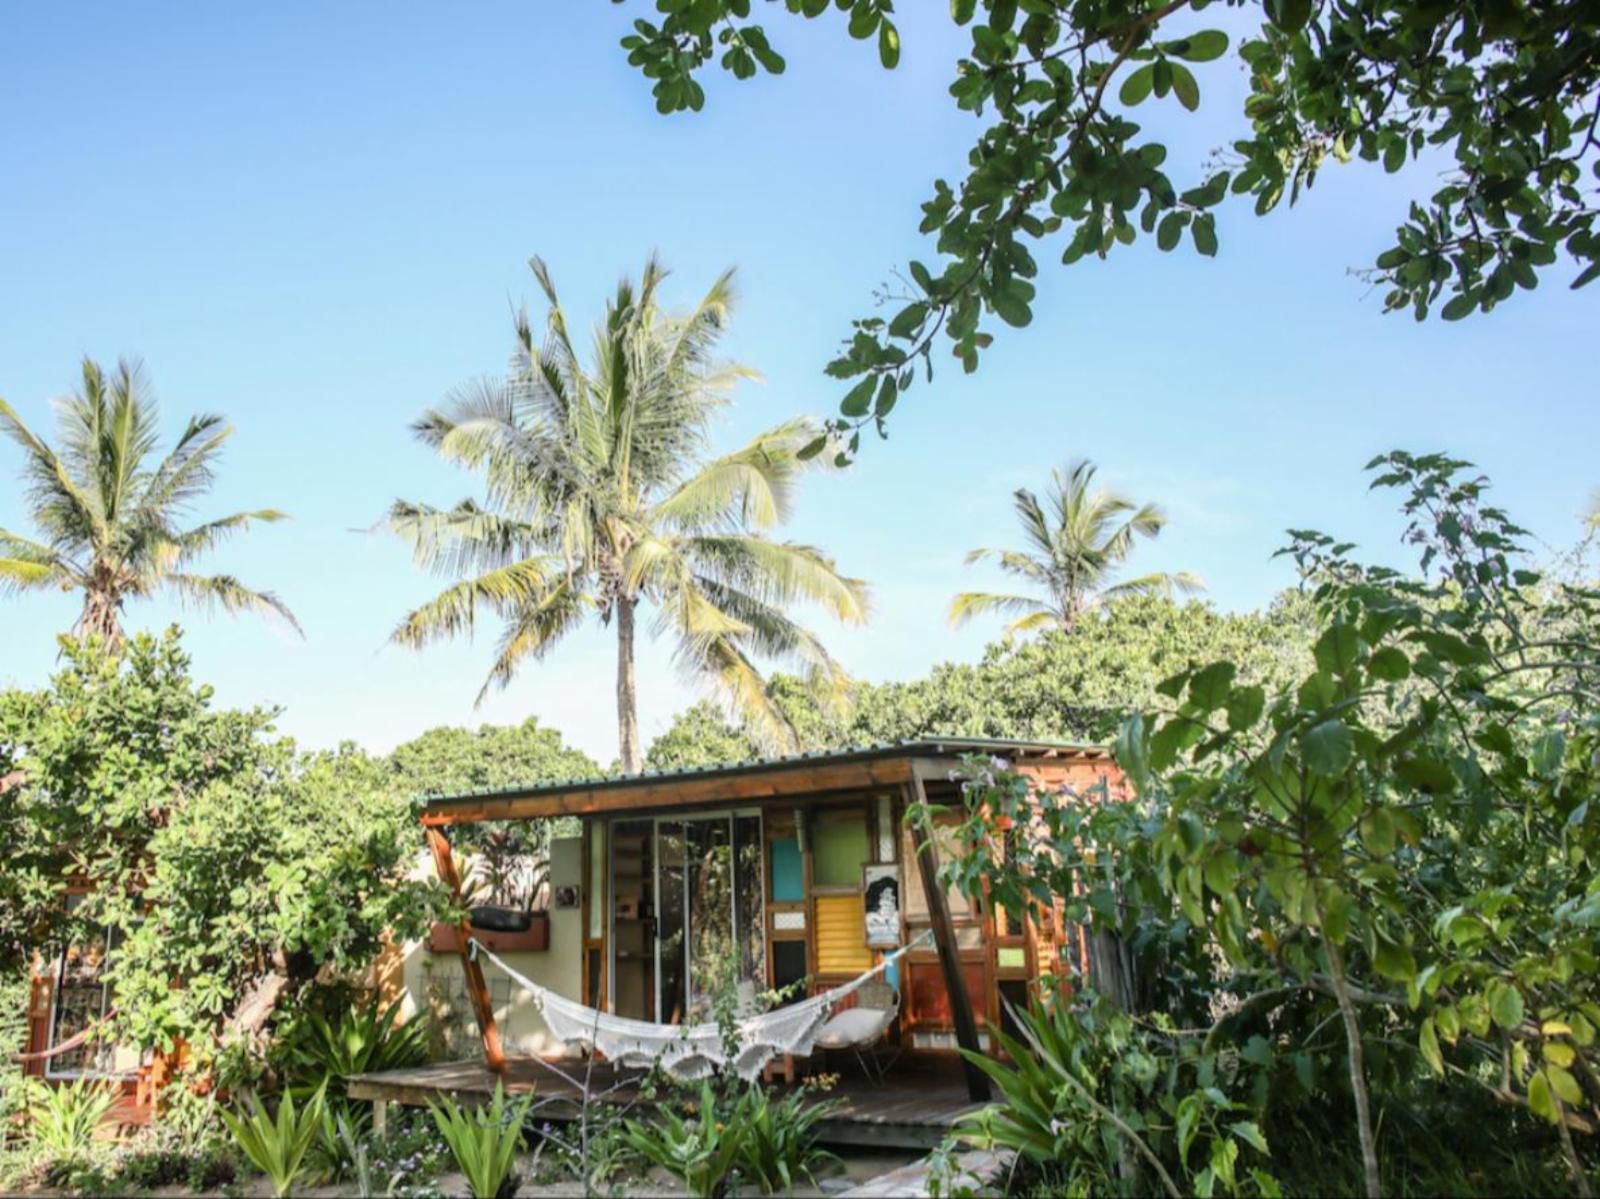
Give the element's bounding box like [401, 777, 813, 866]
[769, 838, 804, 902]
[771, 940, 808, 1004]
[813, 814, 868, 888]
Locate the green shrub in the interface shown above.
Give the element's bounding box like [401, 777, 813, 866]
[428, 1080, 534, 1199]
[23, 1076, 118, 1161]
[622, 1079, 746, 1199]
[735, 1085, 841, 1194]
[221, 1083, 327, 1198]
[277, 991, 430, 1099]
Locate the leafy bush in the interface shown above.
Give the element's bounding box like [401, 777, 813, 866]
[0, 972, 28, 1131]
[23, 1076, 117, 1160]
[927, 452, 1600, 1198]
[734, 1084, 841, 1194]
[622, 1079, 747, 1199]
[277, 991, 429, 1098]
[110, 1121, 238, 1193]
[958, 993, 1272, 1197]
[428, 1080, 533, 1199]
[221, 1083, 327, 1198]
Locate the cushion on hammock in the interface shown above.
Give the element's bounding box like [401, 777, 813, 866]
[813, 1006, 892, 1050]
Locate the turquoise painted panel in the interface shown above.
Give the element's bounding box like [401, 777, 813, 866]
[771, 838, 804, 902]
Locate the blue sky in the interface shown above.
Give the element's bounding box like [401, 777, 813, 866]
[2, 2, 1595, 766]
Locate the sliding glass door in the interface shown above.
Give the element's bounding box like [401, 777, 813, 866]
[611, 811, 764, 1024]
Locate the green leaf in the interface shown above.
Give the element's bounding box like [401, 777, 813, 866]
[1169, 62, 1200, 111]
[1157, 211, 1186, 251]
[1419, 1017, 1444, 1075]
[991, 289, 1032, 327]
[1269, 0, 1313, 33]
[1368, 646, 1411, 681]
[1169, 30, 1229, 62]
[1313, 622, 1361, 674]
[878, 21, 901, 68]
[1192, 214, 1218, 256]
[840, 376, 877, 417]
[951, 0, 977, 24]
[1547, 1064, 1583, 1105]
[1441, 293, 1476, 320]
[1119, 63, 1155, 106]
[1229, 1120, 1268, 1154]
[1528, 1070, 1556, 1122]
[1188, 661, 1236, 711]
[1226, 685, 1265, 732]
[1490, 981, 1525, 1031]
[1302, 720, 1353, 776]
[1373, 933, 1416, 982]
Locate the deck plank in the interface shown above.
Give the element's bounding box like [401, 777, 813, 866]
[347, 1057, 984, 1150]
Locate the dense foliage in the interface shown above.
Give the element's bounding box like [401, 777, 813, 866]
[0, 631, 442, 1075]
[611, 1, 1600, 451]
[646, 590, 1315, 767]
[927, 454, 1600, 1196]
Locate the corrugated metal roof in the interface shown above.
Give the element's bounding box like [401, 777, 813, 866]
[414, 735, 1104, 808]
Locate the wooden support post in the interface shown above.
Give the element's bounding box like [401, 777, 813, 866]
[905, 779, 991, 1103]
[425, 827, 507, 1073]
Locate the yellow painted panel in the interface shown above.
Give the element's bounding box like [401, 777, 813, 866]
[815, 894, 872, 974]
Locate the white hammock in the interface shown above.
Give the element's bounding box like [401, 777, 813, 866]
[470, 932, 932, 1081]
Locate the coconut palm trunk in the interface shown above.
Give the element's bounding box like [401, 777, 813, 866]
[615, 593, 642, 774]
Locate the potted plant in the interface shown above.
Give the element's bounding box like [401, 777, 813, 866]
[461, 825, 551, 949]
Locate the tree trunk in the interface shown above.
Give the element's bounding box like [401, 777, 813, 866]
[615, 595, 641, 774]
[1323, 931, 1382, 1199]
[78, 588, 124, 646]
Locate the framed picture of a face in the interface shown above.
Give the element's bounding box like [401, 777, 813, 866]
[862, 863, 902, 948]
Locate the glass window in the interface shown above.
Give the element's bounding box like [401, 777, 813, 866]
[771, 940, 808, 1004]
[769, 838, 803, 901]
[813, 814, 868, 888]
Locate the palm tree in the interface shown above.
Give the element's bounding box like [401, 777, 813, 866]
[389, 256, 869, 773]
[950, 458, 1203, 634]
[0, 357, 299, 644]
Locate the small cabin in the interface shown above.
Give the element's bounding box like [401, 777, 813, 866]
[394, 737, 1128, 1116]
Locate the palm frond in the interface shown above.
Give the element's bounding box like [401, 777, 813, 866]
[390, 557, 570, 650]
[948, 590, 1055, 630]
[163, 573, 303, 637]
[137, 413, 232, 520]
[1099, 570, 1207, 602]
[161, 510, 288, 569]
[387, 500, 549, 578]
[475, 580, 589, 704]
[0, 397, 106, 547]
[651, 417, 817, 532]
[679, 535, 869, 624]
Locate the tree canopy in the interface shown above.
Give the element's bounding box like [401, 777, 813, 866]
[611, 0, 1600, 453]
[0, 632, 440, 1075]
[646, 590, 1317, 767]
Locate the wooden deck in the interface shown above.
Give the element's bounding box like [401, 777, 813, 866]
[347, 1056, 985, 1150]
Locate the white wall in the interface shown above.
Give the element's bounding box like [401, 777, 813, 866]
[398, 835, 585, 1060]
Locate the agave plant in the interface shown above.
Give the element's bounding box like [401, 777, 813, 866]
[24, 1076, 118, 1159]
[429, 1081, 535, 1199]
[277, 993, 429, 1101]
[221, 1084, 327, 1199]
